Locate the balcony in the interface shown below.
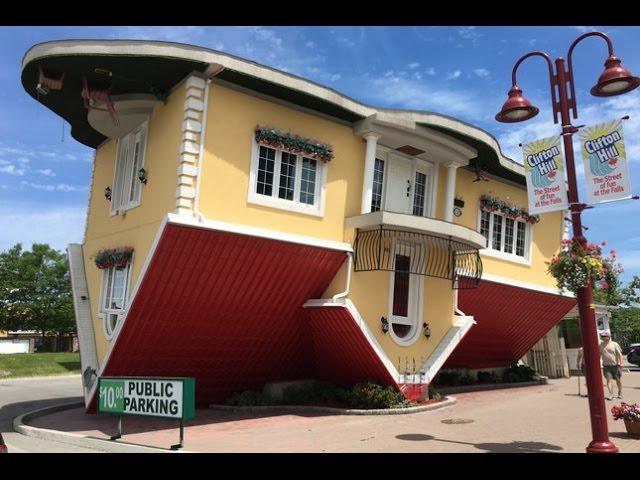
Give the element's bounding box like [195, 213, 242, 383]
[346, 211, 485, 289]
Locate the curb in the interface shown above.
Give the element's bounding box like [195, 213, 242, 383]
[209, 396, 457, 415]
[13, 401, 189, 453]
[436, 378, 548, 395]
[0, 374, 81, 383]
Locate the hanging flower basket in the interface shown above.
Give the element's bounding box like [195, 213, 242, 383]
[612, 403, 640, 437]
[254, 125, 334, 162]
[479, 194, 539, 224]
[94, 247, 133, 269]
[547, 239, 619, 293]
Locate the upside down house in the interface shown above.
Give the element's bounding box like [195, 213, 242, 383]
[21, 40, 576, 409]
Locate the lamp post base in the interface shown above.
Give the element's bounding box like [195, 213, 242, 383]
[587, 441, 620, 453]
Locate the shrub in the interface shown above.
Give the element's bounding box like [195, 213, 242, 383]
[433, 371, 460, 386]
[428, 384, 442, 401]
[282, 381, 345, 405]
[224, 390, 273, 406]
[343, 381, 412, 409]
[458, 371, 477, 385]
[476, 371, 498, 383]
[502, 363, 537, 383]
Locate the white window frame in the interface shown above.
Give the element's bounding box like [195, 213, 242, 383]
[110, 120, 149, 216]
[248, 137, 328, 217]
[387, 240, 424, 347]
[477, 208, 533, 266]
[375, 146, 437, 218]
[97, 258, 134, 340]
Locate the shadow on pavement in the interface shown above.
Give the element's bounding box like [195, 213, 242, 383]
[395, 433, 564, 453]
[27, 406, 339, 439]
[0, 397, 82, 432]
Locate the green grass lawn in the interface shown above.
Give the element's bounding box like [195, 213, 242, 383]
[0, 352, 81, 379]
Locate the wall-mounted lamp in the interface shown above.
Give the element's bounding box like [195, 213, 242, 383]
[381, 316, 389, 333]
[423, 323, 431, 339]
[138, 167, 148, 185]
[104, 187, 112, 201]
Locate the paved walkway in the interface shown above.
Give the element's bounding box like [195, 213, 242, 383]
[28, 373, 640, 452]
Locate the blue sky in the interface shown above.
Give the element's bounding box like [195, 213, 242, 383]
[1, 26, 639, 281]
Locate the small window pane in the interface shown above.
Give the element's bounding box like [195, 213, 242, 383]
[516, 222, 526, 257]
[412, 171, 426, 217]
[392, 254, 411, 317]
[492, 214, 503, 250]
[480, 210, 491, 238]
[504, 218, 515, 254]
[300, 157, 317, 205]
[371, 158, 384, 212]
[278, 152, 297, 201]
[257, 146, 275, 196]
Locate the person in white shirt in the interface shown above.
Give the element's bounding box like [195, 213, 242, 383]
[599, 330, 624, 400]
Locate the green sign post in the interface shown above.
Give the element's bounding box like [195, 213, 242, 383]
[98, 377, 195, 449]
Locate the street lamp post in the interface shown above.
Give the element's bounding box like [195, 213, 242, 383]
[496, 31, 640, 454]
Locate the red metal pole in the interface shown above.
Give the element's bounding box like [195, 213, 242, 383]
[555, 57, 618, 453]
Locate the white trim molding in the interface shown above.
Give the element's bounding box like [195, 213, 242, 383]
[166, 213, 351, 252]
[176, 74, 207, 216]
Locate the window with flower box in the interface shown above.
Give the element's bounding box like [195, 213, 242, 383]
[249, 141, 327, 216]
[478, 209, 531, 262]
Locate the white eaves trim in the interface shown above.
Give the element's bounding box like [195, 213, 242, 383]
[23, 40, 521, 178]
[167, 213, 352, 253]
[481, 272, 575, 298]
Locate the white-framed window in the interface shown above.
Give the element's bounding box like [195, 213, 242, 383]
[478, 209, 532, 263]
[99, 262, 132, 339]
[110, 121, 148, 215]
[371, 158, 385, 212]
[387, 241, 424, 347]
[248, 140, 327, 217]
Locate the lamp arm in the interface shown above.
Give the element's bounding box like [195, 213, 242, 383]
[512, 51, 559, 123]
[566, 31, 615, 119]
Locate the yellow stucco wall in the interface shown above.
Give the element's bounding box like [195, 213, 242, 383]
[451, 168, 563, 288]
[82, 82, 186, 365]
[322, 239, 455, 368]
[199, 83, 364, 242]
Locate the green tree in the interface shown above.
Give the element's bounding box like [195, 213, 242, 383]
[594, 274, 640, 352]
[0, 243, 75, 345]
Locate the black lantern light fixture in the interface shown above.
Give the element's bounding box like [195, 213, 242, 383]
[138, 167, 148, 185]
[381, 316, 389, 333]
[104, 186, 112, 201]
[423, 323, 431, 339]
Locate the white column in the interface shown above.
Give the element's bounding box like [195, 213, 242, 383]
[361, 133, 381, 214]
[443, 162, 459, 222]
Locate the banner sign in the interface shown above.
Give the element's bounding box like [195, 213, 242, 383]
[522, 135, 569, 214]
[98, 377, 195, 420]
[579, 119, 632, 204]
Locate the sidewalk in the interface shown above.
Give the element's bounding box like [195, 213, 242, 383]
[24, 373, 640, 453]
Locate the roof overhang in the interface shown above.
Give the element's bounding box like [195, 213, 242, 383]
[22, 39, 525, 184]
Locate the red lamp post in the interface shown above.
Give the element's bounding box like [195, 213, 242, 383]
[496, 31, 640, 454]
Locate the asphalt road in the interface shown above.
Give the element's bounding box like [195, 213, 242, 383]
[0, 375, 103, 453]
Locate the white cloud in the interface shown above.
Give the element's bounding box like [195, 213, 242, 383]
[36, 169, 56, 177]
[457, 26, 483, 46]
[365, 72, 485, 120]
[0, 164, 26, 176]
[425, 67, 436, 76]
[20, 181, 87, 192]
[305, 41, 315, 48]
[408, 62, 420, 69]
[473, 68, 490, 78]
[447, 70, 462, 80]
[328, 73, 341, 82]
[0, 204, 86, 252]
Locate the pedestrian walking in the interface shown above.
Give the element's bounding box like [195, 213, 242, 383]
[576, 347, 588, 397]
[599, 330, 624, 400]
